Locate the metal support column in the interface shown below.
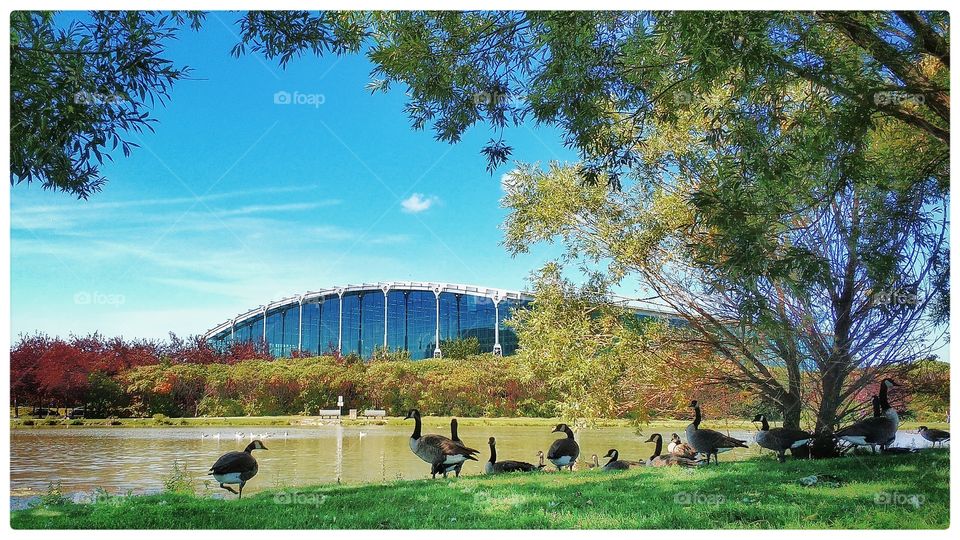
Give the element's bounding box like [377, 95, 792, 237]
[337, 291, 343, 353]
[433, 289, 442, 358]
[297, 297, 304, 353]
[493, 298, 502, 357]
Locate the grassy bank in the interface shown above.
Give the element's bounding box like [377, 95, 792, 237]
[12, 449, 949, 529]
[9, 413, 949, 432]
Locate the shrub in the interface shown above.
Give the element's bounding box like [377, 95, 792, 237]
[162, 461, 196, 495]
[21, 419, 35, 426]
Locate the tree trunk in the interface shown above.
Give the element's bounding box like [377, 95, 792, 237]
[781, 390, 802, 430]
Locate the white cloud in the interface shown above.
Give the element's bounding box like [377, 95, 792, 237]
[400, 193, 438, 214]
[501, 169, 520, 194]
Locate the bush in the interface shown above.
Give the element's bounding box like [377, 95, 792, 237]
[162, 461, 196, 495]
[21, 419, 35, 426]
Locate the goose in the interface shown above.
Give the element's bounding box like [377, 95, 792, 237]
[208, 439, 267, 498]
[601, 449, 633, 470]
[404, 409, 479, 478]
[835, 378, 899, 451]
[439, 418, 472, 477]
[685, 400, 748, 464]
[667, 433, 698, 459]
[751, 414, 812, 463]
[484, 437, 541, 474]
[546, 423, 581, 471]
[586, 454, 601, 469]
[645, 434, 700, 467]
[536, 450, 546, 469]
[917, 426, 950, 447]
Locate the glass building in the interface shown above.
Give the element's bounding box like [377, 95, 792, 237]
[204, 282, 535, 359]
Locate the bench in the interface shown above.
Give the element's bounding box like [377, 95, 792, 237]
[361, 409, 387, 418]
[318, 409, 341, 419]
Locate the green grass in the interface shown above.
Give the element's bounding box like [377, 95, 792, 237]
[11, 449, 949, 529]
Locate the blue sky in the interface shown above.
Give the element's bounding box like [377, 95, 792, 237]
[10, 14, 575, 340]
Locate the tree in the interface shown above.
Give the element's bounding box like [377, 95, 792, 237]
[10, 11, 202, 197]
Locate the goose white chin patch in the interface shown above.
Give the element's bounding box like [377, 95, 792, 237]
[213, 472, 242, 485]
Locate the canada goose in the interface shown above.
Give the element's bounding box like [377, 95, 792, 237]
[536, 450, 546, 469]
[208, 439, 267, 498]
[667, 433, 698, 459]
[601, 449, 632, 470]
[404, 409, 479, 478]
[835, 379, 899, 450]
[917, 426, 950, 447]
[751, 414, 812, 463]
[547, 423, 581, 471]
[645, 434, 700, 467]
[685, 400, 748, 464]
[484, 437, 541, 474]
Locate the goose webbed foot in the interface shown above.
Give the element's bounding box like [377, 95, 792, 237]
[219, 483, 238, 495]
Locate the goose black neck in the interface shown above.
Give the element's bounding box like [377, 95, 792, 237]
[650, 436, 662, 460]
[693, 405, 701, 428]
[879, 383, 891, 411]
[411, 413, 422, 440]
[488, 442, 497, 464]
[606, 450, 618, 465]
[563, 426, 575, 439]
[760, 417, 770, 431]
[244, 442, 256, 453]
[451, 419, 459, 441]
[872, 396, 881, 417]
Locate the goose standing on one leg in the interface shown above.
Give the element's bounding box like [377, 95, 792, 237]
[835, 379, 900, 451]
[685, 400, 748, 464]
[751, 414, 812, 463]
[208, 439, 267, 499]
[546, 423, 580, 471]
[484, 437, 541, 474]
[917, 426, 950, 448]
[404, 409, 479, 478]
[645, 434, 700, 467]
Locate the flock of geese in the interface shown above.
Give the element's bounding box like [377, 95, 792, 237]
[205, 377, 949, 498]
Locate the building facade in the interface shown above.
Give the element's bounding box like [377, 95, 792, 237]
[204, 282, 534, 359]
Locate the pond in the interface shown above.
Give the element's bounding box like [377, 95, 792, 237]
[10, 423, 933, 506]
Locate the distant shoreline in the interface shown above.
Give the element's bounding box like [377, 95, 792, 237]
[8, 414, 949, 431]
